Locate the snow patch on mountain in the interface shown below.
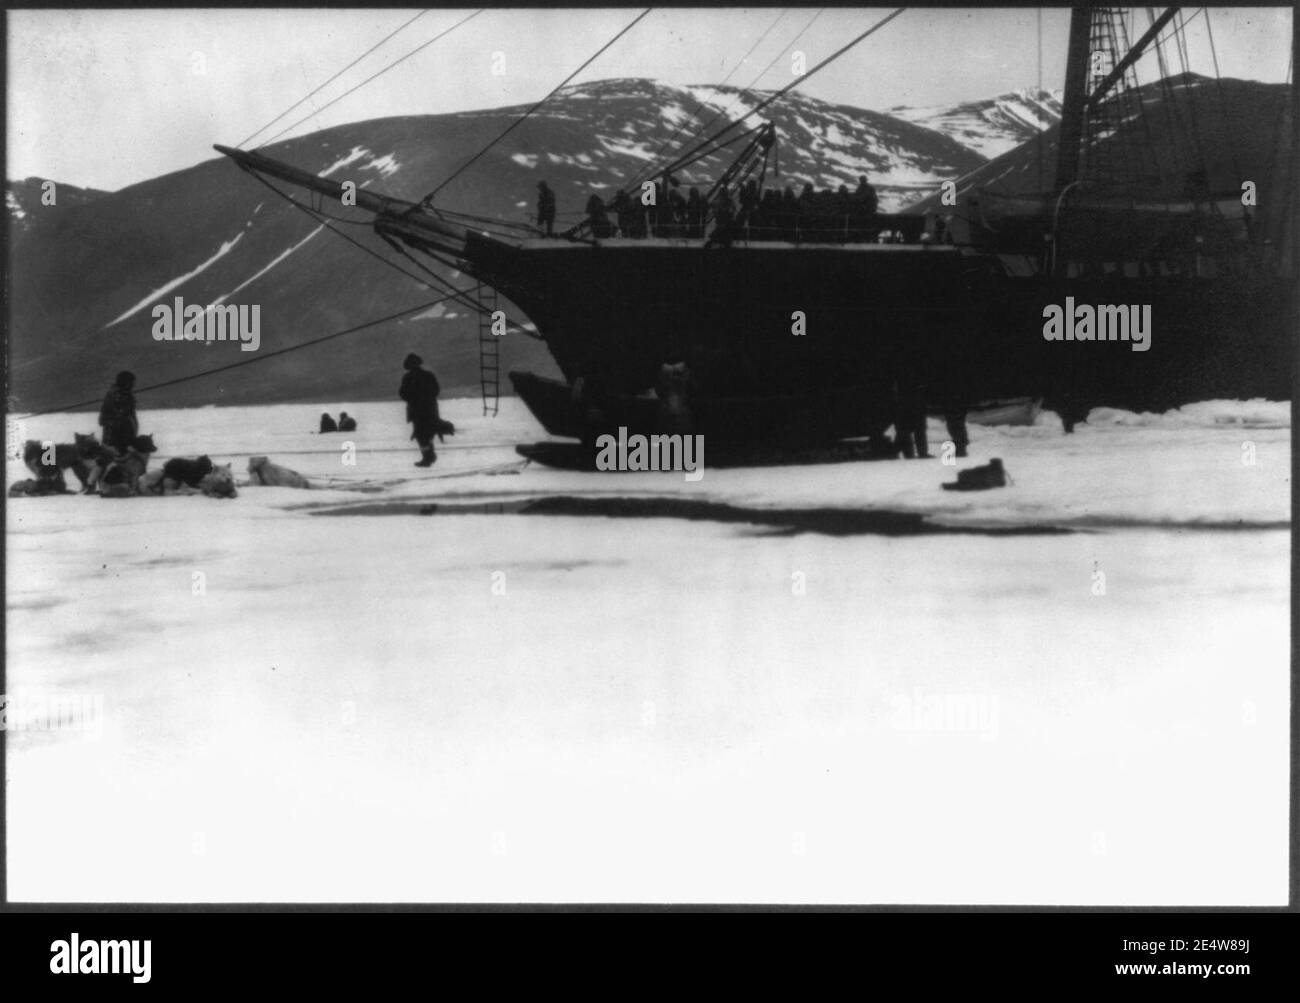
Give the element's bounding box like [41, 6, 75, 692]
[596, 135, 659, 162]
[409, 303, 447, 321]
[319, 146, 370, 178]
[105, 232, 246, 328]
[208, 224, 327, 308]
[682, 84, 761, 123]
[888, 88, 1062, 160]
[361, 153, 401, 178]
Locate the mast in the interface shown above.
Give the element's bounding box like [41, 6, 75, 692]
[1054, 7, 1096, 192]
[1055, 7, 1181, 193]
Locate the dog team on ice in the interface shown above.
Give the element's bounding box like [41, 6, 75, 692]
[10, 354, 457, 499]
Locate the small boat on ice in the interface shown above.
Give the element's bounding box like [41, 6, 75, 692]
[966, 398, 1043, 427]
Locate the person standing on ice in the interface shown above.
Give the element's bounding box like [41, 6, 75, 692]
[98, 370, 139, 451]
[893, 365, 930, 459]
[399, 353, 442, 467]
[319, 412, 338, 433]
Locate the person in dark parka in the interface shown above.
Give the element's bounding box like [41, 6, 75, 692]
[337, 412, 357, 433]
[894, 366, 931, 459]
[99, 371, 139, 451]
[319, 412, 338, 433]
[536, 181, 556, 237]
[399, 353, 442, 467]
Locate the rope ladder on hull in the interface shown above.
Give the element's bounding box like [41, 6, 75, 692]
[476, 282, 501, 416]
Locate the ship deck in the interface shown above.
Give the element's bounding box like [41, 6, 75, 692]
[493, 236, 968, 254]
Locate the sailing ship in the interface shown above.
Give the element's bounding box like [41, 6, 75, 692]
[216, 6, 1295, 447]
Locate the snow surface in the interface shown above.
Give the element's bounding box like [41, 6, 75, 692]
[6, 397, 1290, 903]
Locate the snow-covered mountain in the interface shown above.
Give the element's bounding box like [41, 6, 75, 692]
[910, 73, 1290, 209]
[7, 176, 111, 234]
[888, 88, 1062, 160]
[474, 78, 986, 213]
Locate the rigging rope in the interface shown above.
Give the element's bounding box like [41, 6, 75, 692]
[1037, 7, 1043, 192]
[237, 10, 431, 149]
[249, 171, 450, 289]
[11, 295, 463, 421]
[672, 8, 826, 168]
[1148, 7, 1189, 184]
[1116, 12, 1162, 195]
[1170, 9, 1211, 185]
[624, 8, 790, 192]
[251, 171, 539, 336]
[1202, 8, 1244, 190]
[420, 8, 652, 203]
[255, 10, 485, 150]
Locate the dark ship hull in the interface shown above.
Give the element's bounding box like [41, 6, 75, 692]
[464, 232, 1293, 443]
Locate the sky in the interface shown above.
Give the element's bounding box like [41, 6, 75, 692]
[7, 6, 1293, 192]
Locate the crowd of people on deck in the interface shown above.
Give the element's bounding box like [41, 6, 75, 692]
[540, 175, 897, 244]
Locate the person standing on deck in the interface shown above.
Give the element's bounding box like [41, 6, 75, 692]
[648, 177, 667, 237]
[705, 190, 736, 248]
[98, 370, 139, 451]
[685, 188, 705, 238]
[739, 180, 760, 233]
[612, 190, 633, 237]
[399, 353, 442, 467]
[853, 176, 879, 215]
[852, 175, 879, 240]
[779, 186, 798, 241]
[585, 194, 614, 239]
[666, 176, 687, 238]
[536, 181, 556, 237]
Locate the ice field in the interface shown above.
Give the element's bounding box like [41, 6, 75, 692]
[5, 397, 1290, 903]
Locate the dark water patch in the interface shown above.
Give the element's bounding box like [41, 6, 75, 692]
[520, 496, 1074, 537]
[314, 499, 533, 518]
[309, 494, 1074, 537]
[132, 555, 200, 568]
[1064, 516, 1290, 532]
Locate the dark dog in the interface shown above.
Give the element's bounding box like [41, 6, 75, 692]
[161, 455, 214, 490]
[434, 418, 455, 443]
[941, 458, 1009, 492]
[23, 432, 100, 489]
[83, 444, 118, 494]
[10, 475, 70, 497]
[97, 435, 158, 498]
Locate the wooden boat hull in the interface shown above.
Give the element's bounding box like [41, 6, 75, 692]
[966, 397, 1043, 426]
[510, 370, 896, 446]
